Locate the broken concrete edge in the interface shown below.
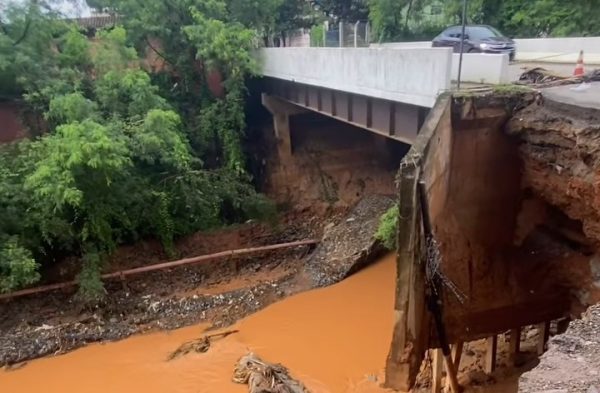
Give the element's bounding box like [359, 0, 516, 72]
[384, 89, 537, 391]
[385, 93, 452, 391]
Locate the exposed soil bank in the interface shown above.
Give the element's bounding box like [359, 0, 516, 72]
[508, 98, 600, 311]
[261, 111, 405, 209]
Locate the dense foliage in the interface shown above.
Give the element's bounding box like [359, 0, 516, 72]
[315, 0, 369, 23]
[0, 1, 278, 299]
[363, 0, 600, 42]
[2, 0, 597, 298]
[443, 0, 600, 38]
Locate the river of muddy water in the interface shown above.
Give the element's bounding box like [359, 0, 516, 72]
[1, 254, 397, 393]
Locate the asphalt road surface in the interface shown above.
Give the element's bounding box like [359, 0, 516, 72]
[541, 81, 600, 110]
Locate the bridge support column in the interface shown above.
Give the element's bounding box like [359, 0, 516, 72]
[272, 113, 292, 158]
[261, 93, 307, 159]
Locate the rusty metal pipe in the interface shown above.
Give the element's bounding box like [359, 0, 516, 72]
[0, 239, 318, 301]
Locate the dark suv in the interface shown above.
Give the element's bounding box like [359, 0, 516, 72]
[432, 25, 515, 61]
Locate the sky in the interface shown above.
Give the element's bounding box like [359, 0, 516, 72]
[1, 0, 93, 18]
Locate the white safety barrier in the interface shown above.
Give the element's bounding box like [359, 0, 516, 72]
[259, 47, 452, 108]
[372, 37, 600, 65]
[514, 37, 600, 64]
[452, 53, 510, 84]
[370, 41, 432, 49]
[371, 43, 509, 83]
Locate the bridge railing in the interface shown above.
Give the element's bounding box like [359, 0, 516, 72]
[258, 47, 452, 108]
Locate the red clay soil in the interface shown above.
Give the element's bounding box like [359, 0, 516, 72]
[41, 208, 333, 284]
[508, 99, 600, 311]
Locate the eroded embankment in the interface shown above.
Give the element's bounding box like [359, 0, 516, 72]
[386, 91, 600, 392]
[508, 99, 600, 311]
[503, 96, 600, 392]
[0, 194, 392, 367]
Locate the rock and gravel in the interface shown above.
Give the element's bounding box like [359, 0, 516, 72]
[0, 273, 294, 367]
[519, 305, 600, 393]
[306, 194, 394, 287]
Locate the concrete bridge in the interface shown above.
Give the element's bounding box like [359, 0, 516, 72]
[258, 47, 509, 146]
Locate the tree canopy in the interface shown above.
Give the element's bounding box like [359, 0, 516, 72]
[366, 0, 600, 42]
[2, 0, 600, 299]
[315, 0, 369, 22]
[0, 0, 279, 300]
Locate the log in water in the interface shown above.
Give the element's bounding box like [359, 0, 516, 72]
[0, 254, 396, 393]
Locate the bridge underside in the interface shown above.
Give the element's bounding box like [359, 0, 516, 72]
[261, 78, 429, 145]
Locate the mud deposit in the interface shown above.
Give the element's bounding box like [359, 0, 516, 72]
[0, 195, 392, 367]
[0, 255, 397, 393]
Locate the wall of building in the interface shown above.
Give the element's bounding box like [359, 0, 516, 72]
[285, 30, 311, 47]
[259, 47, 453, 108]
[0, 102, 27, 143]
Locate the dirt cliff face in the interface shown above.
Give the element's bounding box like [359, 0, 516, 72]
[508, 101, 600, 244]
[261, 112, 408, 210]
[507, 98, 600, 311]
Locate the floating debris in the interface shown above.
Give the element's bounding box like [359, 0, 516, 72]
[167, 329, 238, 361]
[233, 353, 309, 393]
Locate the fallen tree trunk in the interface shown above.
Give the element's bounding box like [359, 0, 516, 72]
[0, 239, 318, 301]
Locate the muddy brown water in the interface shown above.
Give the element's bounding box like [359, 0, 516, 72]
[1, 255, 397, 393]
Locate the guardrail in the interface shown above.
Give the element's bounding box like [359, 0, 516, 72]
[372, 37, 600, 65]
[371, 43, 510, 84]
[259, 47, 452, 108]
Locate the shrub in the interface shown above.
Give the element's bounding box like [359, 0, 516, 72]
[375, 204, 398, 250]
[0, 237, 40, 293]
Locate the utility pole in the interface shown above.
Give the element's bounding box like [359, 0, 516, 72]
[457, 0, 468, 90]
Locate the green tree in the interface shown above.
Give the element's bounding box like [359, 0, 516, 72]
[317, 0, 369, 22]
[444, 0, 600, 38]
[369, 0, 406, 41]
[0, 1, 277, 300]
[273, 0, 317, 45]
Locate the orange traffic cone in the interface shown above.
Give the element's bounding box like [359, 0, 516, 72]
[574, 50, 585, 76]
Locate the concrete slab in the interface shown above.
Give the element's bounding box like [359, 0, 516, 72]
[541, 82, 600, 111]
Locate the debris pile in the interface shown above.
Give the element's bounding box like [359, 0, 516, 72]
[519, 305, 600, 392]
[167, 330, 238, 361]
[518, 67, 600, 88]
[305, 194, 394, 287]
[233, 353, 309, 393]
